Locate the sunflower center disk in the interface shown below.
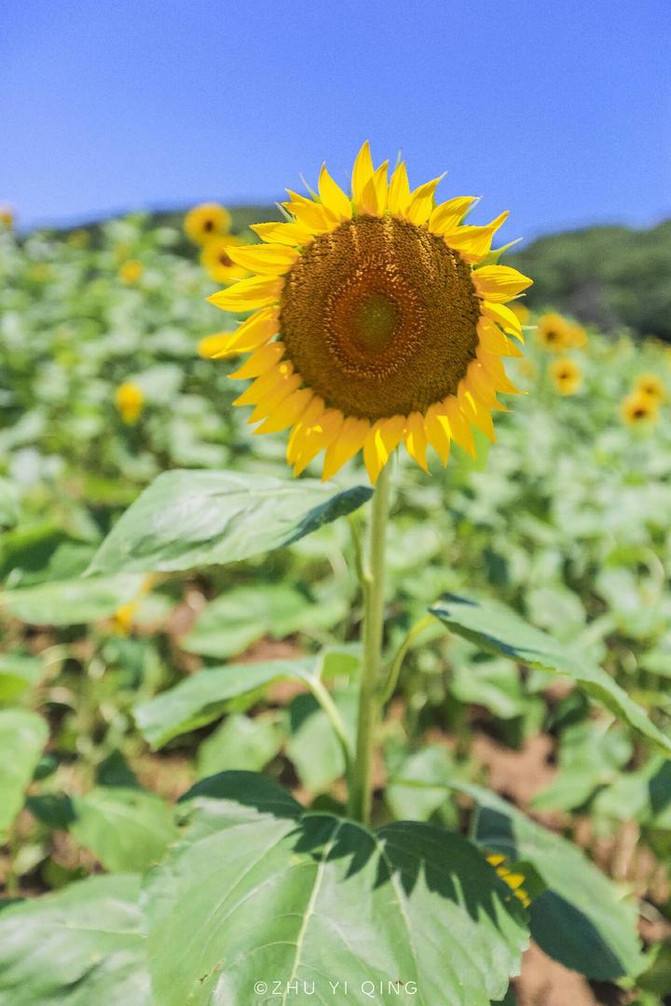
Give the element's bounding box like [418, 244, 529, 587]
[279, 215, 481, 420]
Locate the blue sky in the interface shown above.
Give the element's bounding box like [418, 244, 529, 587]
[2, 0, 669, 242]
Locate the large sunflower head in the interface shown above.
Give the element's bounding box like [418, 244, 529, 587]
[203, 142, 532, 483]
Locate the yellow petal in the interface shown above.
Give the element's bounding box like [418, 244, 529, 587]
[212, 307, 280, 357]
[322, 417, 369, 480]
[207, 275, 283, 313]
[286, 199, 338, 234]
[227, 341, 284, 379]
[351, 140, 375, 213]
[424, 403, 452, 465]
[251, 221, 313, 246]
[253, 388, 314, 434]
[286, 397, 326, 463]
[198, 332, 235, 359]
[362, 415, 405, 484]
[226, 243, 299, 275]
[404, 412, 429, 471]
[443, 211, 509, 264]
[482, 301, 525, 342]
[318, 164, 353, 220]
[387, 162, 410, 215]
[429, 196, 478, 235]
[463, 361, 499, 408]
[477, 317, 514, 355]
[247, 371, 302, 422]
[404, 175, 445, 225]
[233, 362, 294, 406]
[444, 396, 476, 457]
[459, 389, 495, 442]
[473, 265, 533, 303]
[292, 409, 345, 475]
[360, 161, 389, 216]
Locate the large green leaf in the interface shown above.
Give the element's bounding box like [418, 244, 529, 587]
[134, 648, 358, 749]
[70, 787, 177, 872]
[0, 874, 151, 1005]
[143, 772, 528, 1006]
[0, 655, 42, 703]
[1, 574, 144, 625]
[0, 709, 48, 837]
[134, 657, 313, 748]
[87, 470, 372, 575]
[459, 783, 645, 980]
[430, 593, 671, 754]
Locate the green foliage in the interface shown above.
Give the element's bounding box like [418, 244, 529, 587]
[512, 219, 671, 339]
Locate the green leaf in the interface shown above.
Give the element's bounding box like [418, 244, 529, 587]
[87, 470, 372, 575]
[460, 783, 645, 980]
[134, 657, 314, 749]
[197, 713, 284, 778]
[0, 874, 151, 1005]
[143, 772, 528, 1006]
[532, 721, 632, 812]
[0, 710, 48, 837]
[1, 574, 144, 625]
[0, 654, 42, 703]
[69, 787, 177, 872]
[430, 593, 671, 754]
[285, 688, 357, 793]
[386, 746, 456, 822]
[182, 584, 309, 659]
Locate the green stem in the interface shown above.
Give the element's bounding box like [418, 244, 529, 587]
[305, 675, 354, 781]
[348, 461, 392, 824]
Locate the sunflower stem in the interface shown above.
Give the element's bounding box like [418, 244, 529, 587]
[348, 461, 392, 824]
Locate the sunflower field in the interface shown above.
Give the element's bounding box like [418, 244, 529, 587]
[1, 151, 671, 1006]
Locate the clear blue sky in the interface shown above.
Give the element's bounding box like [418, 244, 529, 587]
[2, 0, 669, 242]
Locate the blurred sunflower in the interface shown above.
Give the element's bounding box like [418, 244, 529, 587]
[634, 372, 666, 405]
[0, 205, 14, 229]
[564, 322, 587, 349]
[184, 202, 231, 245]
[621, 391, 659, 426]
[115, 382, 145, 425]
[536, 312, 570, 352]
[119, 259, 144, 285]
[549, 357, 582, 396]
[200, 235, 249, 285]
[203, 142, 532, 483]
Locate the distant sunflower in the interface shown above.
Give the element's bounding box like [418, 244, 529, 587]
[200, 235, 249, 285]
[549, 357, 582, 396]
[634, 372, 666, 405]
[536, 313, 570, 352]
[621, 392, 659, 426]
[115, 382, 145, 425]
[184, 202, 231, 245]
[565, 322, 587, 349]
[203, 143, 531, 483]
[119, 259, 143, 285]
[0, 205, 15, 229]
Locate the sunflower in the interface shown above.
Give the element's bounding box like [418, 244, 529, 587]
[634, 372, 666, 405]
[119, 259, 143, 285]
[536, 312, 570, 352]
[203, 142, 531, 483]
[0, 205, 14, 230]
[621, 391, 659, 426]
[564, 321, 587, 349]
[549, 357, 582, 396]
[115, 381, 145, 425]
[184, 202, 231, 245]
[200, 235, 249, 285]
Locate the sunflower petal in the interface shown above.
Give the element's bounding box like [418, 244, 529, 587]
[363, 415, 405, 483]
[477, 317, 516, 355]
[227, 342, 284, 379]
[253, 388, 314, 434]
[233, 363, 295, 407]
[207, 275, 283, 313]
[251, 221, 313, 247]
[444, 396, 476, 457]
[351, 140, 375, 214]
[360, 161, 389, 215]
[322, 417, 369, 480]
[481, 301, 525, 342]
[443, 211, 509, 264]
[286, 397, 326, 463]
[404, 175, 445, 225]
[247, 372, 302, 423]
[404, 412, 429, 471]
[205, 307, 279, 359]
[292, 409, 345, 476]
[425, 403, 452, 465]
[387, 162, 411, 215]
[459, 389, 496, 442]
[226, 243, 299, 275]
[473, 265, 533, 303]
[318, 164, 352, 220]
[429, 196, 478, 235]
[287, 199, 338, 234]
